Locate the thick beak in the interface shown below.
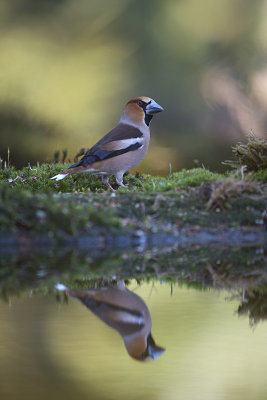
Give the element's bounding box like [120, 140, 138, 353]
[146, 99, 164, 114]
[148, 344, 165, 360]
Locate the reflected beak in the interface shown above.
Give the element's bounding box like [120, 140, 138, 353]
[148, 344, 165, 360]
[146, 99, 164, 114]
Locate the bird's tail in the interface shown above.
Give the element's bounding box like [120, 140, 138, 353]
[51, 173, 69, 181]
[55, 283, 81, 299]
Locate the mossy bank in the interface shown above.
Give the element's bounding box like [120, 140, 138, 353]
[0, 163, 266, 245]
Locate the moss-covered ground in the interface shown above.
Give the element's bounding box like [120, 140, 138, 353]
[0, 164, 266, 241]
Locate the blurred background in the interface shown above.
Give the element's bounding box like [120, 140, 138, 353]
[0, 0, 266, 174]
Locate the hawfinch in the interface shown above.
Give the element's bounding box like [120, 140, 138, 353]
[51, 96, 164, 190]
[55, 282, 165, 361]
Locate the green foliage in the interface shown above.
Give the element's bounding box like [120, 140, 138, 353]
[74, 148, 86, 163]
[223, 132, 267, 172]
[238, 289, 267, 327]
[53, 149, 69, 163]
[249, 169, 267, 184]
[53, 150, 60, 163]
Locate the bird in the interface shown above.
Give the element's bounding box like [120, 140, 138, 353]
[51, 96, 164, 190]
[55, 282, 165, 361]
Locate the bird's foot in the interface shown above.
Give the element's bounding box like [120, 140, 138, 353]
[106, 182, 116, 191]
[116, 177, 128, 188]
[101, 176, 115, 191]
[118, 183, 129, 188]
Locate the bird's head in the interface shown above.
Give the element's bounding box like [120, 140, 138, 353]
[125, 332, 165, 362]
[122, 96, 164, 126]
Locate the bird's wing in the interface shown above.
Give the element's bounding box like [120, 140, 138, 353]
[69, 124, 143, 169]
[79, 296, 145, 335]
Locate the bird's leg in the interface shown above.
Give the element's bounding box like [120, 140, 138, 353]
[116, 172, 128, 188]
[102, 175, 116, 191]
[106, 182, 116, 191]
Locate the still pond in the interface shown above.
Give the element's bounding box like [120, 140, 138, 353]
[1, 271, 266, 400]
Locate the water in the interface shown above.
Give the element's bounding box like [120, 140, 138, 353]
[0, 244, 266, 400]
[0, 281, 267, 400]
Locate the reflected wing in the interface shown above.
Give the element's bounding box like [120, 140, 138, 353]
[80, 296, 145, 335]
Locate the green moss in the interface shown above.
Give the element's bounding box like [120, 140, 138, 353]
[0, 164, 225, 193]
[0, 163, 106, 193]
[122, 168, 224, 192]
[1, 163, 266, 195]
[0, 183, 121, 236]
[172, 168, 224, 188]
[250, 169, 267, 184]
[0, 164, 265, 236]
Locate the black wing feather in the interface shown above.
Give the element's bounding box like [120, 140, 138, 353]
[69, 142, 142, 169]
[78, 295, 144, 335]
[69, 124, 143, 169]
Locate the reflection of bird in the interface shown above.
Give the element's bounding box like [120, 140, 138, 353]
[51, 97, 163, 190]
[56, 282, 165, 361]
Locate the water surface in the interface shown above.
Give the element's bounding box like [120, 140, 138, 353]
[1, 281, 266, 400]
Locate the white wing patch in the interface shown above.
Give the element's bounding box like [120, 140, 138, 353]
[111, 311, 144, 325]
[119, 138, 143, 147]
[106, 138, 143, 151]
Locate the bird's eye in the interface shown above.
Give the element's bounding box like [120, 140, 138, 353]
[137, 100, 143, 107]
